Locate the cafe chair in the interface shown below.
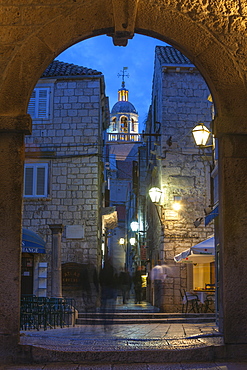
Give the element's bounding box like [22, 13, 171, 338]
[181, 289, 200, 313]
[204, 293, 215, 313]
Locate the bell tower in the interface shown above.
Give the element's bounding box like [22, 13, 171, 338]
[108, 67, 139, 137]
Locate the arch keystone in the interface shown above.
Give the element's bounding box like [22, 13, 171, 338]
[108, 0, 140, 46]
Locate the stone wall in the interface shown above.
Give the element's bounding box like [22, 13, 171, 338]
[22, 76, 105, 310]
[151, 54, 214, 312]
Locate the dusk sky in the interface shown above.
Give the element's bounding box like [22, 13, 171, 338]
[58, 34, 168, 131]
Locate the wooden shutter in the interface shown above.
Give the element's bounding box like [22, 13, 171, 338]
[27, 90, 36, 117]
[24, 167, 34, 196]
[38, 89, 49, 118]
[27, 88, 49, 118]
[36, 167, 46, 195]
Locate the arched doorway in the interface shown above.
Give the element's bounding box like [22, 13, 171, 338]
[1, 1, 247, 362]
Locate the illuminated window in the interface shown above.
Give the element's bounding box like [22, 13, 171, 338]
[112, 117, 117, 131]
[120, 116, 128, 133]
[131, 118, 135, 131]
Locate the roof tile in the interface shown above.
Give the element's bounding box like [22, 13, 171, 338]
[156, 46, 192, 65]
[42, 60, 102, 78]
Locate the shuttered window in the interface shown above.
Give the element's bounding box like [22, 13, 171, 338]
[24, 163, 49, 197]
[27, 88, 50, 119]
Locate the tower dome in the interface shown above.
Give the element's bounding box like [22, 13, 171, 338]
[111, 100, 138, 114]
[108, 67, 139, 137]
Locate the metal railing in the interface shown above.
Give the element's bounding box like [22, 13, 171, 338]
[106, 133, 142, 142]
[20, 295, 76, 331]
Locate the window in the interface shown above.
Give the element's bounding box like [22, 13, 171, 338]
[27, 87, 50, 119]
[112, 118, 117, 131]
[131, 118, 135, 132]
[24, 163, 49, 197]
[120, 116, 128, 133]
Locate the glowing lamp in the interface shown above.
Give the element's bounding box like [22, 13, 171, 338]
[130, 221, 139, 232]
[149, 187, 162, 204]
[192, 124, 211, 146]
[130, 237, 136, 246]
[119, 238, 125, 245]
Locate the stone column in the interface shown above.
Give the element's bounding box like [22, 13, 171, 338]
[0, 115, 31, 363]
[218, 132, 247, 345]
[49, 224, 64, 298]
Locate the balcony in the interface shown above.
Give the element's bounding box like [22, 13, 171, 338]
[106, 133, 142, 142]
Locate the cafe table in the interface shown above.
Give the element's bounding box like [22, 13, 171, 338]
[193, 289, 215, 304]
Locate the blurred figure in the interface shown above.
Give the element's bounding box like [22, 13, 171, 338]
[99, 258, 117, 328]
[133, 266, 143, 304]
[118, 267, 131, 304]
[150, 261, 169, 310]
[81, 263, 99, 314]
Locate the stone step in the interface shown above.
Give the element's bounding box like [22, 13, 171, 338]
[26, 343, 228, 364]
[76, 312, 215, 324]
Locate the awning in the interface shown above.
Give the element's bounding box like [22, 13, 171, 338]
[205, 205, 219, 226]
[22, 228, 46, 254]
[101, 206, 118, 229]
[174, 236, 215, 264]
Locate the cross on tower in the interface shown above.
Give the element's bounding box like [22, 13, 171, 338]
[117, 67, 129, 88]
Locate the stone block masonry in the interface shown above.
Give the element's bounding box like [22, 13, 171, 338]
[151, 50, 214, 313]
[23, 75, 105, 310]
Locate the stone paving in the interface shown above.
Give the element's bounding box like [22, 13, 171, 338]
[0, 323, 246, 369]
[2, 302, 246, 369]
[1, 362, 247, 370]
[19, 322, 222, 351]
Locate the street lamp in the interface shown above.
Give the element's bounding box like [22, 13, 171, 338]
[149, 187, 162, 204]
[172, 202, 181, 211]
[130, 237, 136, 246]
[149, 187, 164, 226]
[192, 123, 211, 147]
[172, 195, 182, 211]
[119, 237, 125, 245]
[130, 221, 139, 232]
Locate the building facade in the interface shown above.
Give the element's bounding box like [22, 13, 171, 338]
[22, 60, 109, 311]
[144, 46, 215, 312]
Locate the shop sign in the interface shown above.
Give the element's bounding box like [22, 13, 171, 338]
[22, 246, 44, 254]
[62, 263, 84, 289]
[164, 210, 179, 220]
[141, 245, 147, 260]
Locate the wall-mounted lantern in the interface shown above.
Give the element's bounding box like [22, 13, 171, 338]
[172, 195, 182, 211]
[149, 187, 162, 204]
[119, 238, 125, 245]
[130, 221, 139, 232]
[148, 187, 164, 225]
[130, 237, 136, 246]
[172, 202, 181, 211]
[192, 123, 211, 147]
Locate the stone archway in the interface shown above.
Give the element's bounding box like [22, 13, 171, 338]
[1, 0, 247, 363]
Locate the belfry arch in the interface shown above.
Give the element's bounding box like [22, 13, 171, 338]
[1, 0, 247, 363]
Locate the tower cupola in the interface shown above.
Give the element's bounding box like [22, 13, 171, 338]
[108, 67, 139, 138]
